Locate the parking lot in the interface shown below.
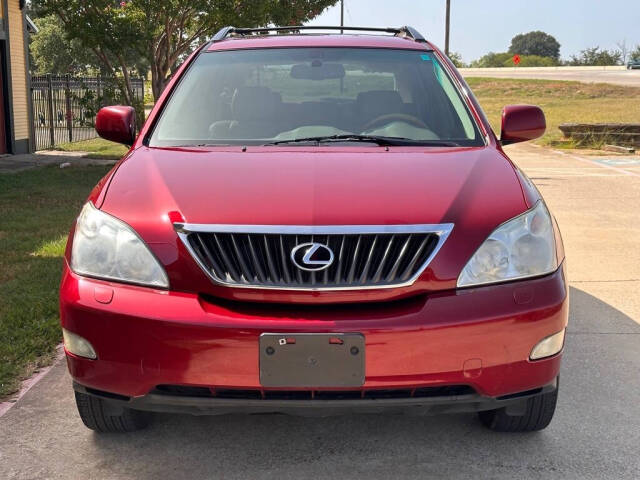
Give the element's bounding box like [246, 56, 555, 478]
[1, 143, 639, 479]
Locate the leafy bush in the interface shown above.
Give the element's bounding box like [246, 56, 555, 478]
[470, 52, 513, 68]
[471, 52, 558, 68]
[502, 55, 558, 67]
[568, 47, 622, 66]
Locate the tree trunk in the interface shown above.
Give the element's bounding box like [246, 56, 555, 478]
[151, 65, 170, 100]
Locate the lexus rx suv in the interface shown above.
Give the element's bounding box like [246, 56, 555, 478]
[61, 26, 567, 433]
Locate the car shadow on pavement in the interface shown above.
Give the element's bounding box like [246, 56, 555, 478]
[80, 287, 640, 479]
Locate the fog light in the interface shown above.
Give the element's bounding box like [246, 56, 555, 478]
[530, 329, 565, 360]
[62, 329, 97, 359]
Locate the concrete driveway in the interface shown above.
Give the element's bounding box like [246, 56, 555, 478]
[1, 144, 639, 479]
[460, 66, 640, 87]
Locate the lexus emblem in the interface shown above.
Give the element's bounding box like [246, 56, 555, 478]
[290, 243, 334, 271]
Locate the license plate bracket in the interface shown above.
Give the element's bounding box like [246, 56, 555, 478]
[259, 333, 365, 387]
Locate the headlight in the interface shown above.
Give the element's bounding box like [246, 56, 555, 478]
[71, 202, 169, 288]
[457, 201, 557, 287]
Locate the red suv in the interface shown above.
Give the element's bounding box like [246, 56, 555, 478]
[61, 26, 567, 433]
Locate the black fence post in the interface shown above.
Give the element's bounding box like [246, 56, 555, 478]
[65, 75, 73, 143]
[96, 76, 102, 107]
[46, 74, 55, 148]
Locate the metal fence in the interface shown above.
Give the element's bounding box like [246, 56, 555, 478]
[30, 75, 144, 151]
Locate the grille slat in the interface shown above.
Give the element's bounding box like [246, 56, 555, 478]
[213, 234, 241, 282]
[194, 234, 225, 280]
[334, 235, 347, 284]
[359, 235, 377, 283]
[230, 234, 253, 283]
[181, 225, 451, 291]
[294, 235, 303, 285]
[278, 236, 292, 284]
[347, 235, 362, 284]
[386, 234, 412, 283]
[263, 235, 280, 282]
[372, 235, 395, 283]
[247, 235, 267, 284]
[400, 236, 430, 282]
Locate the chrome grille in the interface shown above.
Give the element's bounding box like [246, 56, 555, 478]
[175, 224, 453, 291]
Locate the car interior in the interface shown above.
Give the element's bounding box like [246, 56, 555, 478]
[151, 48, 480, 145]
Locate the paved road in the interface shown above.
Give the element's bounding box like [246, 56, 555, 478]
[1, 144, 639, 479]
[461, 67, 640, 87]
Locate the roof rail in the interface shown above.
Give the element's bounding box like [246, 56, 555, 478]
[210, 25, 427, 44]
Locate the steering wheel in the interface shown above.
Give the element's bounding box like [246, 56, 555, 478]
[362, 113, 429, 132]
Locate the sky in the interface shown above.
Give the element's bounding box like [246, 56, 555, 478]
[306, 0, 640, 63]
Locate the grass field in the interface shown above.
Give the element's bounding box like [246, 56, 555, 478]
[55, 138, 128, 160]
[467, 77, 640, 147]
[0, 165, 111, 398]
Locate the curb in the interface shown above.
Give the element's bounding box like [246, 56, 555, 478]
[0, 344, 65, 418]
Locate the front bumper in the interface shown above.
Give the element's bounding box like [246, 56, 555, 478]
[60, 262, 568, 402]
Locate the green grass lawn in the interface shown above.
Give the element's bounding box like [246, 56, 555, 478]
[467, 77, 640, 148]
[55, 138, 128, 160]
[0, 165, 111, 398]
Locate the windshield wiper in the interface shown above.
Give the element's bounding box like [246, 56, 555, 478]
[264, 135, 459, 147]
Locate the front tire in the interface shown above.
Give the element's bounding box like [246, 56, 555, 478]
[478, 385, 558, 432]
[75, 391, 150, 433]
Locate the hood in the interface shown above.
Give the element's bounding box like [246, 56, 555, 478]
[99, 145, 529, 300]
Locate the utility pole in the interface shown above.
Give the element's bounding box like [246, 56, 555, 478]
[340, 0, 344, 33]
[445, 0, 451, 56]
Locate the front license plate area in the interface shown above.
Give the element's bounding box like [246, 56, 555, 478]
[260, 333, 365, 387]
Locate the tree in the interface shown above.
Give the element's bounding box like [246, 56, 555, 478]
[447, 52, 464, 68]
[616, 39, 629, 64]
[33, 0, 338, 105]
[569, 47, 622, 66]
[509, 31, 561, 60]
[629, 45, 640, 62]
[30, 15, 97, 74]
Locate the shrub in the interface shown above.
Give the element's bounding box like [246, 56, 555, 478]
[471, 52, 558, 68]
[568, 47, 622, 66]
[470, 52, 513, 68]
[502, 55, 558, 67]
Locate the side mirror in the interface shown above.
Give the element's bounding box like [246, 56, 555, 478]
[501, 105, 546, 145]
[95, 106, 137, 146]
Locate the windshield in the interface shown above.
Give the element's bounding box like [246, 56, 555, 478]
[149, 48, 484, 147]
